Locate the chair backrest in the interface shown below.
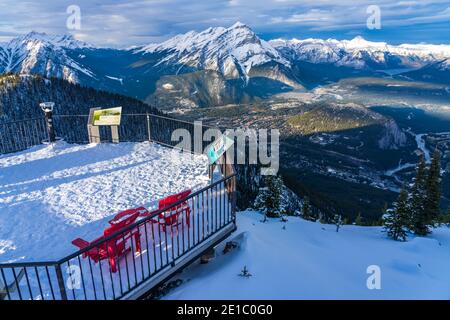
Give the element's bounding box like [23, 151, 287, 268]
[158, 190, 191, 210]
[104, 212, 140, 237]
[109, 207, 148, 225]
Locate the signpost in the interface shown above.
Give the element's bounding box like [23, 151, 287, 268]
[207, 134, 234, 182]
[207, 134, 234, 165]
[92, 107, 122, 126]
[87, 107, 122, 144]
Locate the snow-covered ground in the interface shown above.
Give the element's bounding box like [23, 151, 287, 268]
[2, 141, 450, 300]
[165, 211, 450, 300]
[0, 141, 210, 263]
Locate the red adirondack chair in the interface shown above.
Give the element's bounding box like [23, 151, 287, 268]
[108, 206, 149, 226]
[72, 207, 143, 273]
[141, 190, 191, 232]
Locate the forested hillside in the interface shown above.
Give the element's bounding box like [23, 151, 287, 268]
[0, 73, 161, 121]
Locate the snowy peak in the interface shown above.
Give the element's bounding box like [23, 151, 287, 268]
[10, 31, 91, 50]
[230, 21, 247, 29]
[270, 36, 450, 69]
[0, 32, 94, 83]
[343, 36, 388, 50]
[139, 22, 289, 79]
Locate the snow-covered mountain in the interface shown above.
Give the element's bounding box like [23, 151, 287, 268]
[137, 22, 289, 81]
[1, 25, 450, 107]
[271, 36, 450, 70]
[0, 32, 94, 83]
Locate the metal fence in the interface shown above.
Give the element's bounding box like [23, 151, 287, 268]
[0, 174, 236, 300]
[0, 113, 217, 155]
[0, 118, 48, 154]
[0, 112, 237, 300]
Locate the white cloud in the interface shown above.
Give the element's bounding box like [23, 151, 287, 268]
[0, 0, 448, 46]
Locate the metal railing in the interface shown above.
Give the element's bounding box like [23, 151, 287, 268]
[0, 174, 236, 300]
[0, 118, 48, 154]
[0, 112, 237, 300]
[0, 113, 218, 155]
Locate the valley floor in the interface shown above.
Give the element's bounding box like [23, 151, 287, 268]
[164, 211, 450, 300]
[0, 141, 210, 263]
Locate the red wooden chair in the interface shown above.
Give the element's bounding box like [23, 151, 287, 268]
[141, 190, 192, 232]
[72, 208, 143, 273]
[108, 206, 148, 225]
[71, 237, 108, 263]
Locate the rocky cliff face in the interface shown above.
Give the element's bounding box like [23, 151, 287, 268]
[378, 119, 407, 150]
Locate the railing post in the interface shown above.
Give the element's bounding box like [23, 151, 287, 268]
[146, 113, 151, 142]
[55, 264, 67, 300]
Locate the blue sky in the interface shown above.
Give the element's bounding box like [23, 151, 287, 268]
[0, 0, 449, 47]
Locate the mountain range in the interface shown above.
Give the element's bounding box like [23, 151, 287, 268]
[1, 23, 450, 109]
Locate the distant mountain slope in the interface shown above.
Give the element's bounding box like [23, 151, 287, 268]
[287, 102, 407, 150]
[399, 58, 450, 85]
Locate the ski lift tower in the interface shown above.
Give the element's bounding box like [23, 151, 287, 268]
[39, 102, 56, 143]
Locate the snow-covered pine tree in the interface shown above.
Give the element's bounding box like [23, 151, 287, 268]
[301, 196, 315, 221]
[410, 155, 429, 236]
[383, 188, 409, 241]
[253, 175, 283, 218]
[424, 149, 441, 226]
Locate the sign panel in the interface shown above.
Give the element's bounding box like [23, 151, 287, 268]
[92, 107, 122, 126]
[207, 134, 234, 165]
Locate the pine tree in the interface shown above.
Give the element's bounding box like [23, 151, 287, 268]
[253, 175, 283, 218]
[383, 188, 409, 241]
[355, 212, 363, 226]
[410, 155, 429, 236]
[424, 150, 441, 226]
[437, 207, 450, 226]
[301, 196, 315, 221]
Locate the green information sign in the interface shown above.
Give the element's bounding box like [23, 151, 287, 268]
[92, 107, 122, 126]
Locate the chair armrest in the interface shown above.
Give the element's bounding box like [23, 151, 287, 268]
[72, 238, 89, 249]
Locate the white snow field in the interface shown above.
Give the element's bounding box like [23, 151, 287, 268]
[2, 142, 450, 300]
[0, 141, 210, 263]
[165, 211, 450, 300]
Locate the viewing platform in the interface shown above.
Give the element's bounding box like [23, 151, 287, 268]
[0, 114, 237, 300]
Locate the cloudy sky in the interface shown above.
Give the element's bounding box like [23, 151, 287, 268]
[0, 0, 449, 47]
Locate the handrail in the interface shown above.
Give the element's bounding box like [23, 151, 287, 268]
[0, 173, 236, 269]
[0, 117, 45, 125]
[0, 261, 58, 268]
[0, 111, 238, 300]
[58, 173, 236, 264]
[1, 113, 219, 130]
[0, 113, 236, 269]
